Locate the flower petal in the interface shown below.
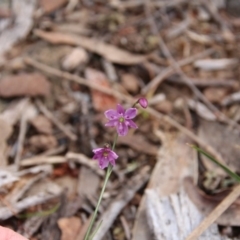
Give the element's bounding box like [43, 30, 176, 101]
[99, 156, 109, 169]
[117, 122, 128, 136]
[104, 109, 119, 120]
[124, 108, 137, 119]
[105, 119, 118, 127]
[126, 119, 138, 129]
[109, 157, 116, 166]
[117, 104, 125, 114]
[92, 148, 104, 153]
[109, 150, 118, 160]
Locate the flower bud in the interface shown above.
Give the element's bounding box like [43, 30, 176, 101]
[138, 97, 148, 108]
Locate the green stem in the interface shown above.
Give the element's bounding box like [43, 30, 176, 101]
[84, 134, 118, 240]
[112, 133, 118, 151]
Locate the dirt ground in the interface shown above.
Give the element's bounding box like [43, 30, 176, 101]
[1, 0, 240, 239]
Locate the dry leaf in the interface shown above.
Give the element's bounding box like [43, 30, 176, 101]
[85, 68, 118, 111]
[30, 115, 53, 135]
[40, 0, 68, 14]
[61, 47, 88, 71]
[0, 73, 51, 98]
[34, 30, 146, 65]
[58, 217, 81, 240]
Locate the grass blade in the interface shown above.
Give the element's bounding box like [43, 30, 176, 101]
[191, 145, 240, 183]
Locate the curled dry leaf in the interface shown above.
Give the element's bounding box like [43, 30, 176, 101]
[0, 73, 51, 98]
[61, 47, 89, 71]
[34, 30, 146, 65]
[85, 68, 118, 111]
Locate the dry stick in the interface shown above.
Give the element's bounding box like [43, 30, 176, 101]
[35, 99, 77, 141]
[24, 57, 226, 165]
[186, 184, 240, 240]
[142, 48, 215, 95]
[167, 77, 238, 88]
[145, 9, 239, 128]
[66, 152, 104, 177]
[14, 114, 28, 169]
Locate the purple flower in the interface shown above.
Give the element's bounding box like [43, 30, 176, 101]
[138, 97, 148, 108]
[104, 104, 138, 136]
[93, 147, 118, 169]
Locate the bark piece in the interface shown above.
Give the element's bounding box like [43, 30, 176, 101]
[0, 73, 51, 98]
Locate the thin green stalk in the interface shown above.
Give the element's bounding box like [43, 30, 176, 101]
[84, 134, 118, 240]
[89, 220, 102, 239]
[112, 134, 118, 151]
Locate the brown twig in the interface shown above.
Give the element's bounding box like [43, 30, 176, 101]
[186, 184, 240, 240]
[66, 152, 104, 177]
[167, 77, 238, 88]
[35, 99, 77, 141]
[14, 114, 28, 169]
[141, 48, 215, 95]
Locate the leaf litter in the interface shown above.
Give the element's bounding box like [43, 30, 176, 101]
[1, 0, 240, 239]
